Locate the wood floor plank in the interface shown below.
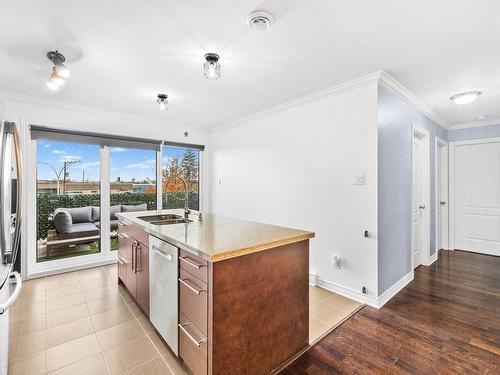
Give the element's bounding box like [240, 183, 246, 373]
[281, 250, 500, 374]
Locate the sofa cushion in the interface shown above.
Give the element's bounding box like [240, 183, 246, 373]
[57, 222, 99, 240]
[94, 220, 119, 231]
[53, 209, 73, 233]
[121, 203, 147, 213]
[66, 207, 92, 224]
[91, 206, 100, 222]
[92, 205, 121, 221]
[110, 205, 121, 220]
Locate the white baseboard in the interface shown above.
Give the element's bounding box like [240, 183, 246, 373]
[312, 276, 379, 307]
[309, 273, 318, 287]
[425, 250, 439, 266]
[310, 270, 414, 309]
[376, 270, 414, 308]
[26, 258, 117, 280]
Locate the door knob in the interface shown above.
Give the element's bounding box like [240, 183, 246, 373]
[440, 201, 446, 206]
[418, 205, 426, 210]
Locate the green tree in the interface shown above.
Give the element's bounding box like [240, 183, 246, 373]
[181, 149, 198, 185]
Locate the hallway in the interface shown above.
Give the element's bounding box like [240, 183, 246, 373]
[282, 250, 500, 374]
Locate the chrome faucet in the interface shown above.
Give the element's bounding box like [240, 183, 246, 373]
[165, 176, 191, 219]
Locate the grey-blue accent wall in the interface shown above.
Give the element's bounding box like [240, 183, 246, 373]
[448, 124, 500, 141]
[377, 84, 447, 296]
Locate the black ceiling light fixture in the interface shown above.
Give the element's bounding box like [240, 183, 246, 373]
[203, 53, 221, 80]
[46, 50, 70, 90]
[157, 94, 168, 110]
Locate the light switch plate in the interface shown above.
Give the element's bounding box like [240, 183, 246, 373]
[353, 174, 366, 185]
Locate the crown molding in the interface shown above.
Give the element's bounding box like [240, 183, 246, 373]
[0, 91, 201, 130]
[209, 71, 384, 132]
[378, 72, 450, 129]
[448, 117, 500, 130]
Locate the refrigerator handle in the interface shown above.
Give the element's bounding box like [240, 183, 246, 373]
[0, 272, 22, 315]
[0, 122, 11, 257]
[11, 124, 23, 265]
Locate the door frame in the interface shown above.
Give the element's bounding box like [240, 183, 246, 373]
[412, 125, 431, 269]
[449, 136, 500, 251]
[435, 137, 449, 252]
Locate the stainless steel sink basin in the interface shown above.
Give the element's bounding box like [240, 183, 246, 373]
[138, 214, 182, 222]
[137, 214, 192, 225]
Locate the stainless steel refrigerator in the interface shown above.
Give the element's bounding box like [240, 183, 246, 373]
[0, 121, 23, 374]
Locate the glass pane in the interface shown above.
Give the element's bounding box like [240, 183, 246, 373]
[162, 147, 200, 211]
[36, 140, 101, 262]
[110, 147, 157, 250]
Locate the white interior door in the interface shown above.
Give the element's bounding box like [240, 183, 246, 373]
[437, 141, 449, 251]
[453, 140, 500, 256]
[412, 130, 429, 268]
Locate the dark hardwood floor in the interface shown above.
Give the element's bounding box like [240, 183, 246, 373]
[281, 250, 500, 374]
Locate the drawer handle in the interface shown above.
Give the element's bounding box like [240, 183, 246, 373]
[117, 233, 128, 239]
[179, 256, 204, 269]
[179, 323, 207, 347]
[117, 257, 125, 265]
[179, 278, 205, 295]
[118, 222, 127, 227]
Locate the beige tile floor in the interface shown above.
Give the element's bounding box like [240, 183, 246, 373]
[8, 265, 361, 374]
[308, 285, 363, 344]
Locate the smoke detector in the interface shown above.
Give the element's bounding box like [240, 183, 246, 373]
[247, 10, 274, 31]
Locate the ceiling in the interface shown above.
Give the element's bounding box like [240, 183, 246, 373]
[0, 0, 499, 128]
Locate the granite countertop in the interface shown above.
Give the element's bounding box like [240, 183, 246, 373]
[116, 209, 315, 262]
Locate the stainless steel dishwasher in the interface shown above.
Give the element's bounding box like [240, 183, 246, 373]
[149, 235, 179, 355]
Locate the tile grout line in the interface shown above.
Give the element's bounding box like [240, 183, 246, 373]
[81, 268, 113, 375]
[117, 285, 176, 375]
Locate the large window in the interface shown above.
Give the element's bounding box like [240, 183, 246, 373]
[36, 140, 101, 262]
[109, 147, 157, 250]
[31, 125, 203, 271]
[162, 147, 200, 211]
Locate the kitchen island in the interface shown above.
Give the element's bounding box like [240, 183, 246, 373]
[116, 209, 314, 375]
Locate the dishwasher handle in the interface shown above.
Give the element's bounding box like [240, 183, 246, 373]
[152, 246, 174, 262]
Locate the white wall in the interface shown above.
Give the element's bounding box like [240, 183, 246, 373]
[1, 94, 209, 278]
[208, 79, 380, 302]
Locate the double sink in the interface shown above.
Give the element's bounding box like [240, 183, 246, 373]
[137, 213, 192, 226]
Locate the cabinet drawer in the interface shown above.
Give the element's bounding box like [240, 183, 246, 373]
[179, 313, 207, 375]
[118, 221, 149, 247]
[179, 249, 208, 283]
[179, 269, 207, 334]
[117, 251, 127, 282]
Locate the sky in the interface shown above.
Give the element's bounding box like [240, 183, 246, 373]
[36, 140, 198, 183]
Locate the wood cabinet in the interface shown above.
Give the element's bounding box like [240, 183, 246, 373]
[117, 220, 149, 316]
[178, 241, 309, 375]
[118, 218, 309, 375]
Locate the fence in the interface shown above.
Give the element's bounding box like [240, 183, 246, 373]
[37, 192, 199, 240]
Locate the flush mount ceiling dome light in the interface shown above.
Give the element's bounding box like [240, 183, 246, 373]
[46, 50, 70, 90]
[247, 10, 274, 31]
[450, 91, 481, 106]
[157, 94, 168, 110]
[204, 53, 221, 80]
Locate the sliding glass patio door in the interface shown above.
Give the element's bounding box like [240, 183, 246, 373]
[109, 146, 157, 250]
[36, 140, 102, 262]
[29, 130, 162, 276]
[27, 126, 203, 277]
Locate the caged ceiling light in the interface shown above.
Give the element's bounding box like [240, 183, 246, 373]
[203, 53, 221, 80]
[46, 50, 70, 90]
[157, 94, 168, 110]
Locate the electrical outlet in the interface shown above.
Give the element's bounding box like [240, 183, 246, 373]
[332, 255, 341, 269]
[362, 286, 367, 294]
[353, 174, 366, 185]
